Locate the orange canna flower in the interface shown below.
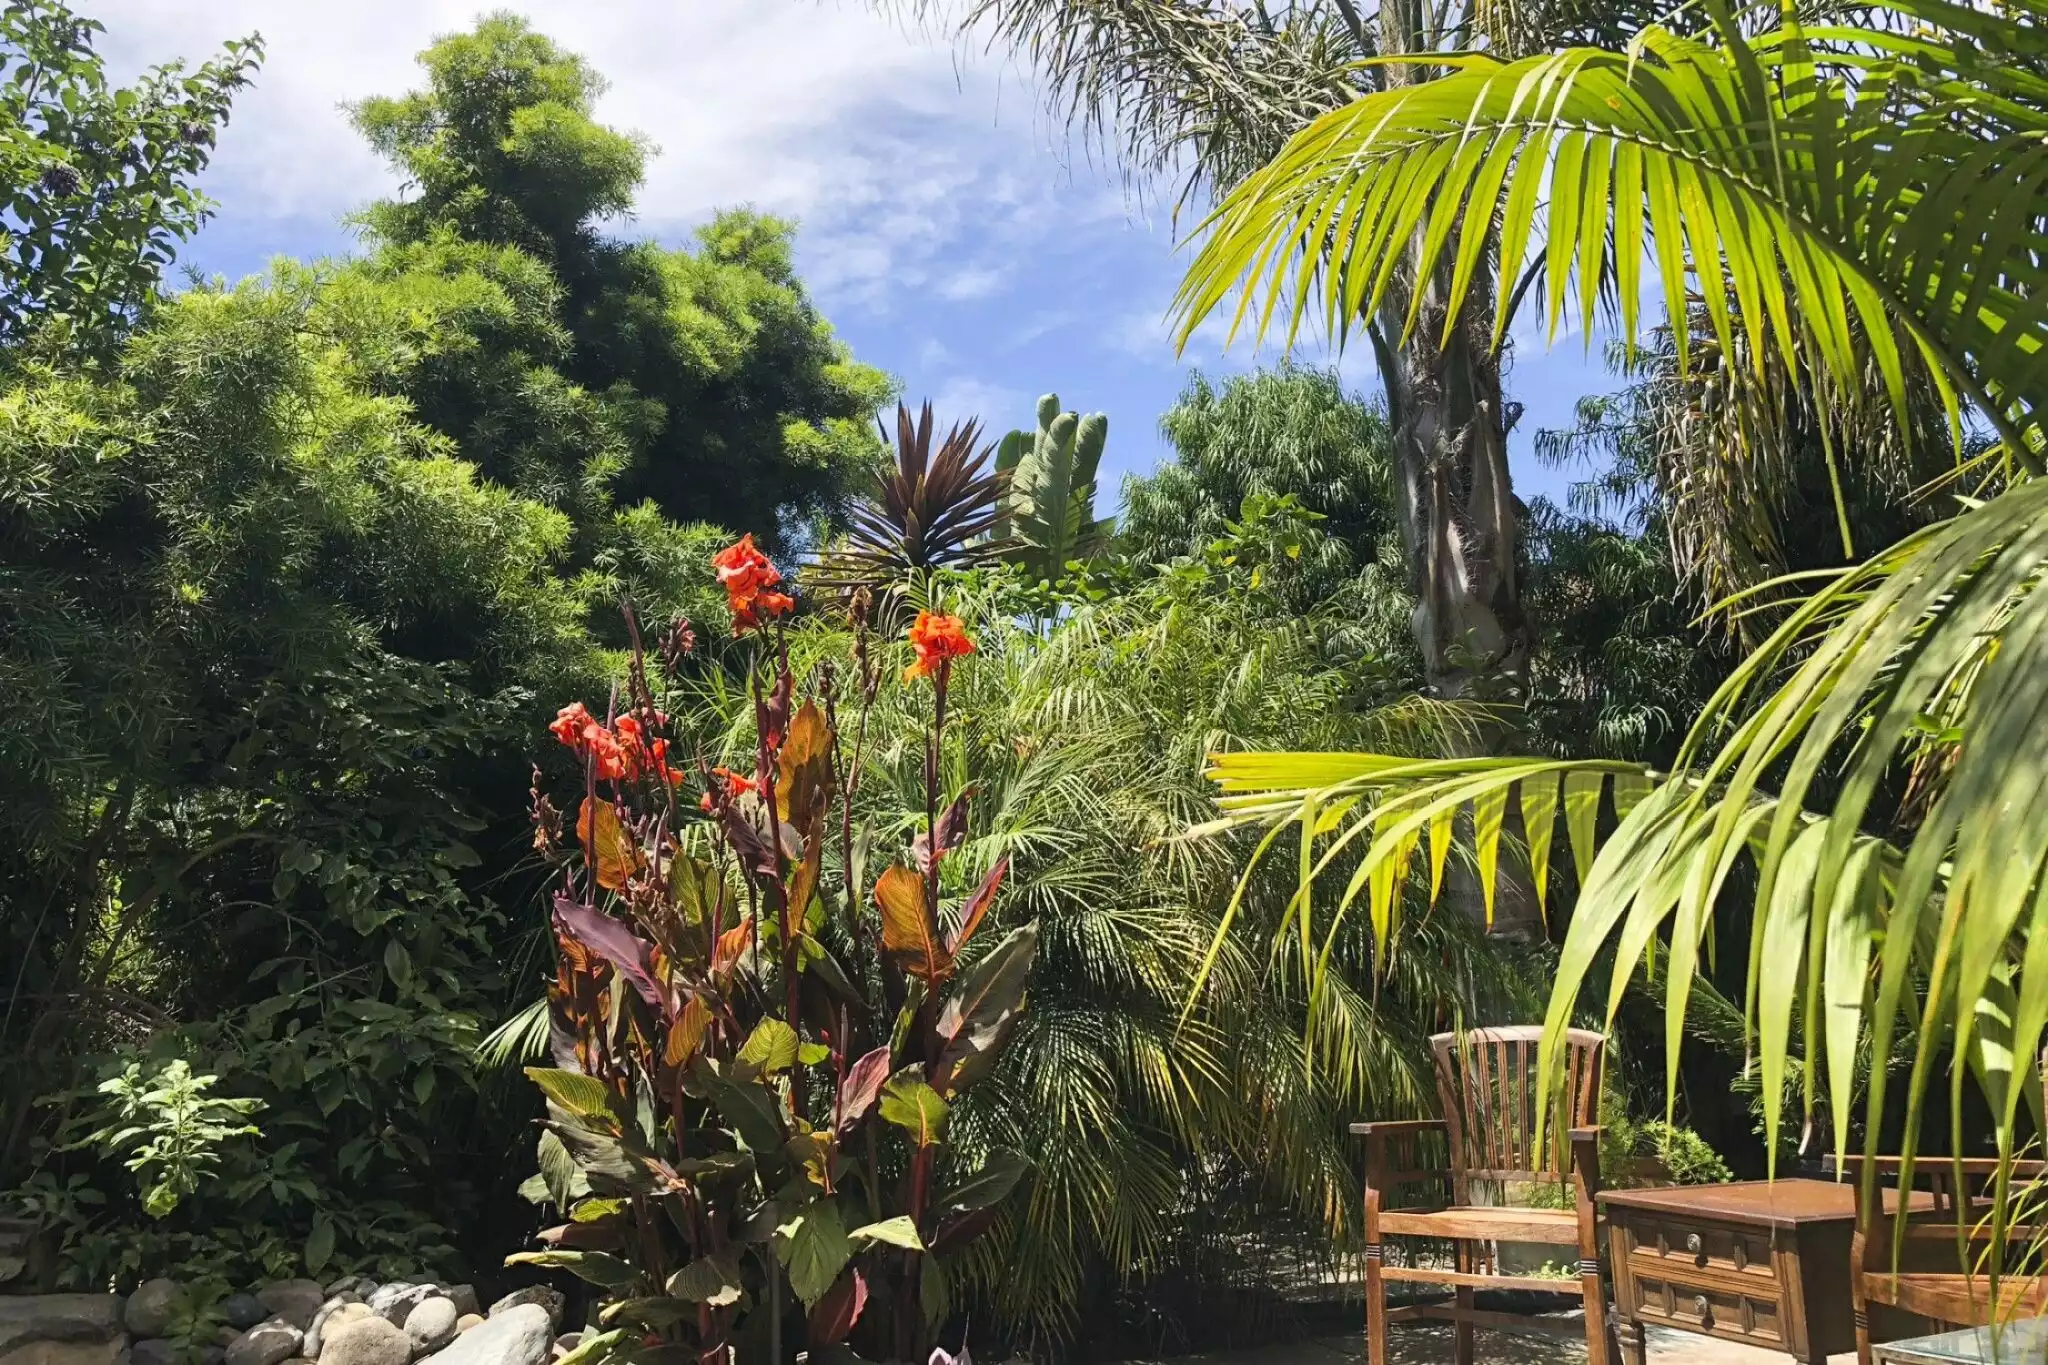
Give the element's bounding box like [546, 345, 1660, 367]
[713, 536, 795, 634]
[550, 702, 597, 749]
[698, 766, 759, 811]
[903, 609, 975, 681]
[551, 704, 676, 785]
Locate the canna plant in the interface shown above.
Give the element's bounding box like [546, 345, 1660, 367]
[512, 533, 1036, 1365]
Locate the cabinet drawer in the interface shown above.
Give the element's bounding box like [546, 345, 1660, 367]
[1628, 1271, 1786, 1347]
[1620, 1214, 1777, 1280]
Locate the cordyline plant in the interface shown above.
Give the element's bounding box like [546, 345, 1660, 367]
[512, 533, 1034, 1365]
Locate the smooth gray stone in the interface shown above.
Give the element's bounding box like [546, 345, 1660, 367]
[417, 1306, 550, 1365]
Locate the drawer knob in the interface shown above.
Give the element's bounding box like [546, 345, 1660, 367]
[1694, 1294, 1712, 1323]
[1685, 1233, 1704, 1256]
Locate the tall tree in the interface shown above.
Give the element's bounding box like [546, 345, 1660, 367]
[0, 1, 258, 355]
[350, 14, 892, 543]
[1122, 363, 1395, 608]
[887, 0, 1650, 706]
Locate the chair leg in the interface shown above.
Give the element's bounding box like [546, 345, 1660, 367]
[1850, 1226, 1874, 1365]
[1453, 1240, 1475, 1365]
[1580, 1253, 1613, 1365]
[1364, 1192, 1387, 1365]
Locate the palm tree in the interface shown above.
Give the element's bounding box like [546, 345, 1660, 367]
[889, 0, 1617, 709]
[1174, 0, 2048, 1193]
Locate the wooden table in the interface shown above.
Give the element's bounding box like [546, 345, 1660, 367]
[1600, 1179, 1895, 1365]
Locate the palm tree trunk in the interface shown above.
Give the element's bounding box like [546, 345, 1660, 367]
[1373, 240, 1543, 942]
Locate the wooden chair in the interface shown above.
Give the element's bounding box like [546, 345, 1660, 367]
[1841, 1154, 2048, 1364]
[1353, 1026, 1616, 1365]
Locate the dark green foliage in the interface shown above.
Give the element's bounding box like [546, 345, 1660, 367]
[0, 9, 888, 1293]
[348, 15, 893, 541]
[0, 275, 589, 1284]
[1121, 365, 1395, 609]
[0, 1, 259, 355]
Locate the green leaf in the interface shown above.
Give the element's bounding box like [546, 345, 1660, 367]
[700, 1067, 785, 1155]
[382, 939, 413, 991]
[934, 1147, 1029, 1215]
[847, 1215, 924, 1250]
[777, 1201, 852, 1308]
[737, 1019, 800, 1075]
[505, 1249, 639, 1289]
[554, 1329, 628, 1365]
[525, 1068, 617, 1123]
[933, 924, 1037, 1094]
[878, 1070, 948, 1146]
[537, 1127, 586, 1208]
[798, 1042, 832, 1066]
[303, 1215, 334, 1276]
[666, 1253, 745, 1306]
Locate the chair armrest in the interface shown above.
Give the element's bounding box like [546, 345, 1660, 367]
[1349, 1119, 1449, 1137]
[1569, 1126, 1605, 1198]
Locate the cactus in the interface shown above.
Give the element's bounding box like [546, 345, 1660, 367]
[993, 392, 1114, 584]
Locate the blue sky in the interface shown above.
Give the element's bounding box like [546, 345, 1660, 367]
[95, 0, 1617, 513]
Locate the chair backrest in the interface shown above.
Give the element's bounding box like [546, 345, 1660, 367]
[1430, 1026, 1605, 1194]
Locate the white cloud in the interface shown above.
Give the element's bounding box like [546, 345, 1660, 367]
[85, 0, 1093, 311]
[926, 375, 1028, 429]
[937, 265, 1005, 301]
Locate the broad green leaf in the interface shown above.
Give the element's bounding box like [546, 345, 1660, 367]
[505, 1249, 639, 1288]
[879, 1069, 949, 1146]
[303, 1216, 334, 1275]
[554, 1330, 628, 1365]
[666, 1253, 745, 1306]
[737, 1018, 800, 1075]
[778, 1201, 852, 1308]
[525, 1068, 616, 1123]
[935, 1147, 1029, 1215]
[848, 1215, 925, 1250]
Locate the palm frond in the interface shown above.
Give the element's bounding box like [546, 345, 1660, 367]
[1172, 3, 2048, 462]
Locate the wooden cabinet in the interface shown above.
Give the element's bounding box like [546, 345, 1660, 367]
[1600, 1179, 1883, 1364]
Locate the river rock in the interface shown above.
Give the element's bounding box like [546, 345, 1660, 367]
[225, 1318, 302, 1365]
[199, 1348, 225, 1365]
[452, 1318, 481, 1336]
[221, 1297, 268, 1331]
[123, 1281, 180, 1339]
[215, 1328, 241, 1348]
[315, 1317, 407, 1365]
[257, 1283, 325, 1332]
[363, 1287, 439, 1332]
[403, 1300, 457, 1357]
[417, 1305, 549, 1365]
[320, 1280, 370, 1303]
[129, 1341, 178, 1365]
[0, 1295, 127, 1365]
[441, 1289, 477, 1322]
[548, 1334, 580, 1362]
[302, 1299, 366, 1359]
[482, 1291, 560, 1333]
